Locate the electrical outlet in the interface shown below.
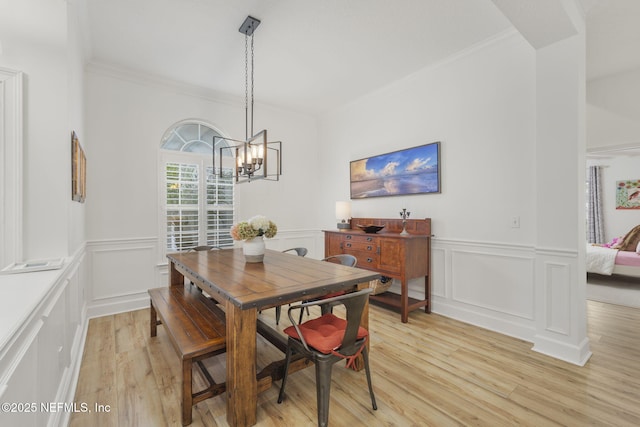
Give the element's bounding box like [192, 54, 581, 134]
[511, 216, 520, 228]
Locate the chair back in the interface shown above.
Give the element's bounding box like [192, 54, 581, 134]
[328, 288, 372, 354]
[322, 254, 357, 267]
[189, 245, 219, 251]
[282, 247, 308, 257]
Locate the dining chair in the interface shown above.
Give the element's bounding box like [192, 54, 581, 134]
[298, 254, 358, 323]
[282, 247, 308, 257]
[277, 288, 377, 427]
[322, 254, 357, 267]
[273, 247, 308, 324]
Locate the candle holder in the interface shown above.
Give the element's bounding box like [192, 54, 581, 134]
[399, 208, 410, 235]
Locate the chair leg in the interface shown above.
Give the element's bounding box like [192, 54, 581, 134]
[362, 346, 377, 410]
[315, 359, 334, 427]
[278, 344, 293, 403]
[275, 305, 282, 325]
[299, 305, 311, 324]
[320, 305, 334, 316]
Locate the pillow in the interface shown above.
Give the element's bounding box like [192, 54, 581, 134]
[636, 240, 640, 254]
[617, 225, 640, 252]
[283, 313, 368, 354]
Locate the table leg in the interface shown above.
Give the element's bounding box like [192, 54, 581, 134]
[225, 300, 258, 427]
[169, 260, 183, 287]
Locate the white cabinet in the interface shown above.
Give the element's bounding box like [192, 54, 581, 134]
[0, 326, 40, 427]
[0, 255, 86, 427]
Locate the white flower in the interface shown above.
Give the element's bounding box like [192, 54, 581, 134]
[249, 215, 270, 231]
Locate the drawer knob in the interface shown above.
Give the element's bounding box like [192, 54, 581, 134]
[366, 237, 373, 242]
[346, 243, 351, 248]
[346, 235, 352, 240]
[367, 245, 372, 251]
[367, 258, 373, 263]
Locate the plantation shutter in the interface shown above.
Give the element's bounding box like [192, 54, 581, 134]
[166, 162, 200, 251]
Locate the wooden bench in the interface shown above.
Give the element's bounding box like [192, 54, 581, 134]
[149, 284, 227, 426]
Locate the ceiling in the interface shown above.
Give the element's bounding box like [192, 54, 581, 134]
[1, 0, 639, 115]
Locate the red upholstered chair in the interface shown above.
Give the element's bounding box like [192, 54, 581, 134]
[278, 288, 377, 427]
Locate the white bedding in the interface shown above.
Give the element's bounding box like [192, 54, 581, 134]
[586, 244, 618, 275]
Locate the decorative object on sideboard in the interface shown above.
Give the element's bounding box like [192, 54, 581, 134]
[350, 141, 440, 199]
[399, 208, 410, 235]
[336, 201, 352, 229]
[230, 215, 278, 262]
[356, 224, 385, 234]
[213, 16, 282, 183]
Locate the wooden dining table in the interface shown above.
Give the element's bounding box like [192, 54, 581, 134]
[167, 248, 380, 427]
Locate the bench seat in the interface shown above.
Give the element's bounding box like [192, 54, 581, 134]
[149, 284, 227, 426]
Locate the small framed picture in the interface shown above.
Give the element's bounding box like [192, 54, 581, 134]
[71, 131, 86, 202]
[616, 180, 640, 209]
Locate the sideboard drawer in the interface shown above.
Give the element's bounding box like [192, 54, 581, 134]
[343, 234, 378, 244]
[342, 240, 377, 253]
[350, 251, 379, 269]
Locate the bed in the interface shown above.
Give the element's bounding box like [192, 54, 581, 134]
[586, 244, 640, 277]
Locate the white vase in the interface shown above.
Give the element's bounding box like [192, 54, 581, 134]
[243, 236, 265, 262]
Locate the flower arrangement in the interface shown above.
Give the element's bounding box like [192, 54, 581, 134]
[230, 215, 277, 241]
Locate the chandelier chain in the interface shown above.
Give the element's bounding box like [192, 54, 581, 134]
[244, 34, 249, 141]
[250, 34, 255, 137]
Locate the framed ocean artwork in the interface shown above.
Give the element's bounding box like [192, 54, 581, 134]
[350, 142, 441, 199]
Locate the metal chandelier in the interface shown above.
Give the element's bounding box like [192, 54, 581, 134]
[214, 15, 282, 183]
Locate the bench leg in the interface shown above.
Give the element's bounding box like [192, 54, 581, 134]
[182, 358, 193, 426]
[150, 299, 157, 337]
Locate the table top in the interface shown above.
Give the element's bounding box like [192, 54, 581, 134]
[167, 249, 380, 310]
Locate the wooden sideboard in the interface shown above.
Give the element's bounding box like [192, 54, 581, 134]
[324, 217, 431, 323]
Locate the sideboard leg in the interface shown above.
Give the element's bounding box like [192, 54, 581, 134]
[401, 279, 409, 323]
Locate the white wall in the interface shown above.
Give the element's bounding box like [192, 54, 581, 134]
[587, 68, 640, 150]
[0, 0, 85, 261]
[318, 32, 536, 243]
[86, 66, 319, 242]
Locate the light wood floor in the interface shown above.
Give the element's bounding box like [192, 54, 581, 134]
[70, 300, 640, 426]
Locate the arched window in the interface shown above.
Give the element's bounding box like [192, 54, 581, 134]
[160, 120, 234, 252]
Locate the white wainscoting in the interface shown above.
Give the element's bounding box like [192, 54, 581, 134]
[431, 238, 538, 342]
[532, 247, 591, 366]
[86, 238, 158, 318]
[84, 234, 589, 364]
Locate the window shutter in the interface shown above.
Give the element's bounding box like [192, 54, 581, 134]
[166, 162, 200, 251]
